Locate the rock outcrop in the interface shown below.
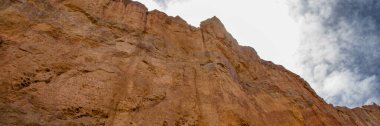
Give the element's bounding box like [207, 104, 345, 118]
[0, 0, 379, 125]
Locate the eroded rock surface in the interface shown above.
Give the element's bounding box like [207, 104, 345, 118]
[0, 0, 379, 126]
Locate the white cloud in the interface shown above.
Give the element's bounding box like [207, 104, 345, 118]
[148, 0, 187, 8]
[290, 0, 380, 107]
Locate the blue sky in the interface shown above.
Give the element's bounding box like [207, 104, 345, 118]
[136, 0, 380, 108]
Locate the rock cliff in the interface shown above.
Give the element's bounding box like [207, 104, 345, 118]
[0, 0, 379, 125]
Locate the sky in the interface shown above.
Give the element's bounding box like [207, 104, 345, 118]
[135, 0, 380, 108]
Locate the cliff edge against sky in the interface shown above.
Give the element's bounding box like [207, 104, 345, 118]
[0, 0, 379, 125]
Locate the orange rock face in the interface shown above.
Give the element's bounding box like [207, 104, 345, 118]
[0, 0, 379, 125]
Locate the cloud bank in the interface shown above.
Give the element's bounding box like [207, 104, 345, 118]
[289, 0, 380, 107]
[153, 0, 186, 9]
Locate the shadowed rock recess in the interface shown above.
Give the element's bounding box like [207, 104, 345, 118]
[0, 0, 379, 126]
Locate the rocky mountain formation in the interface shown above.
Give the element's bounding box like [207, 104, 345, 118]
[0, 0, 379, 125]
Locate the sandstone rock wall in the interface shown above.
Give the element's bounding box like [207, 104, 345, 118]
[0, 0, 379, 125]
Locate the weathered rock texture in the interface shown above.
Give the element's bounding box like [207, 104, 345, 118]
[0, 0, 379, 126]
